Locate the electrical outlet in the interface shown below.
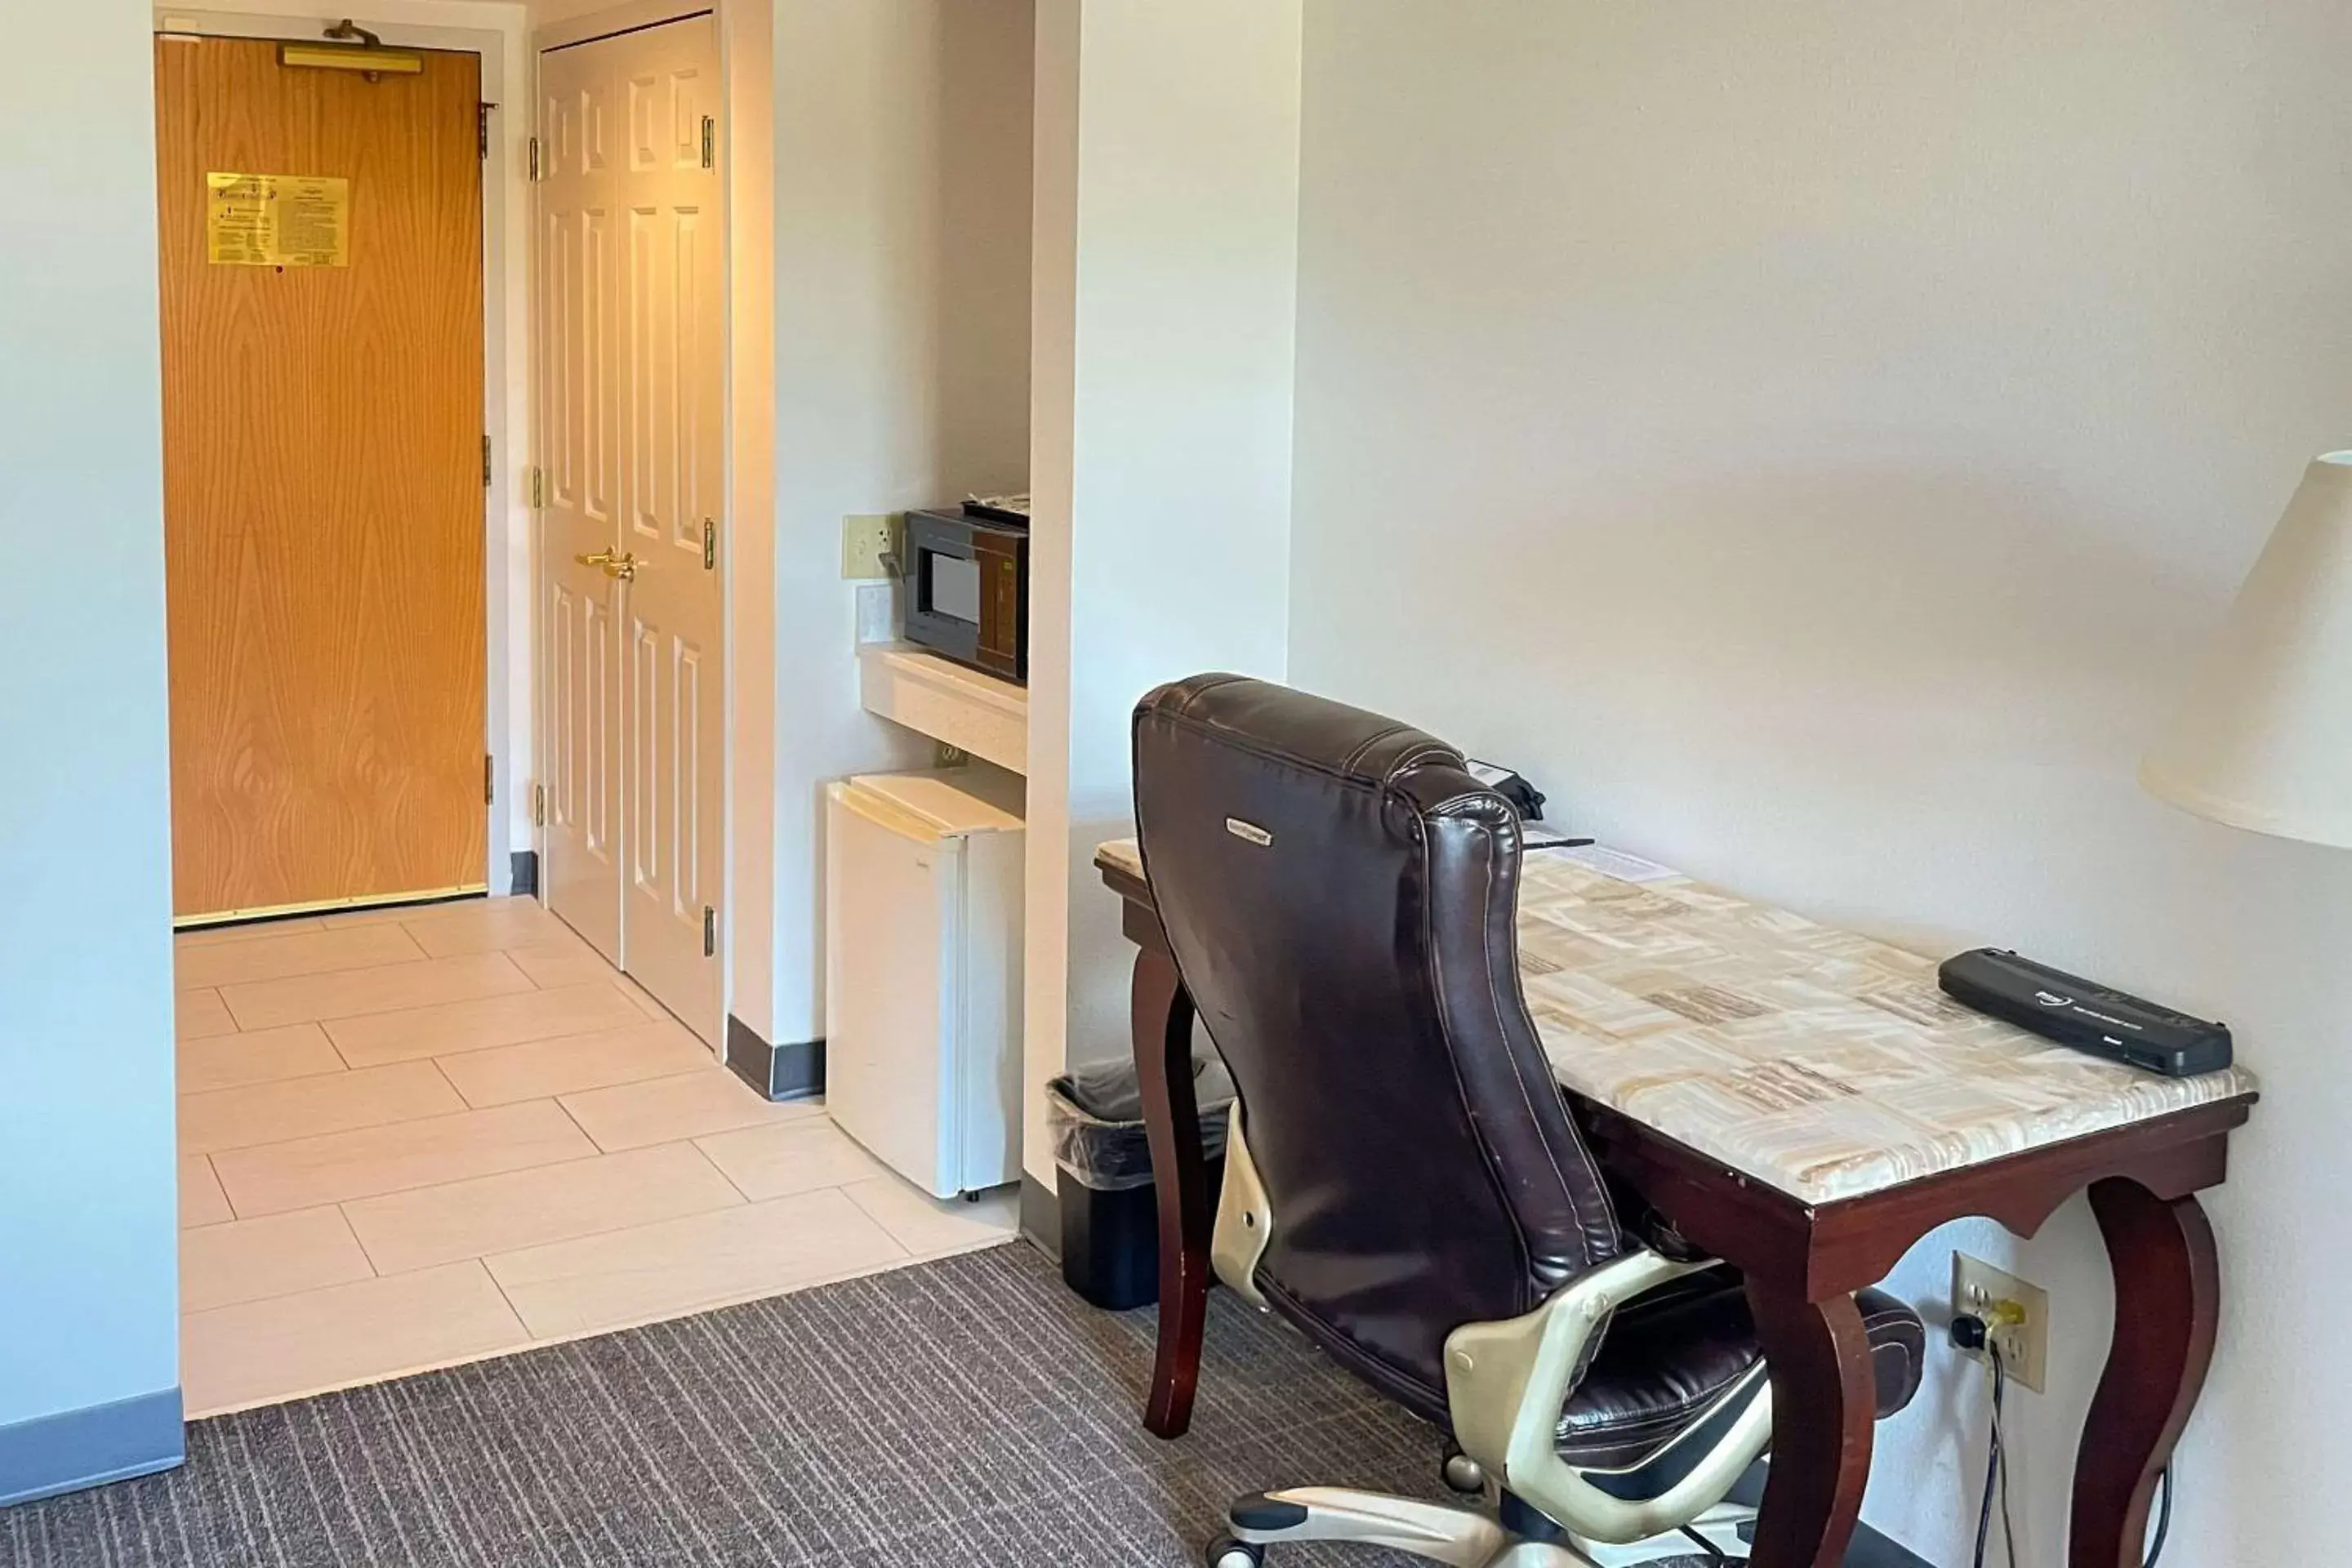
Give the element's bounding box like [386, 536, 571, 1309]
[1952, 1254, 2050, 1394]
[841, 513, 900, 580]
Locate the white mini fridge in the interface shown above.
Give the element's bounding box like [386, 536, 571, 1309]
[823, 769, 1025, 1199]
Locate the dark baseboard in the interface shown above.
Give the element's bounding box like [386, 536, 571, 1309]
[724, 1015, 824, 1102]
[1847, 1525, 1934, 1568]
[0, 1387, 184, 1508]
[508, 849, 539, 897]
[1018, 1172, 1061, 1258]
[1842, 1517, 1934, 1568]
[1726, 1465, 1931, 1566]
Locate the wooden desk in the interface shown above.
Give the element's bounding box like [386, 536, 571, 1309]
[1094, 837, 2256, 1568]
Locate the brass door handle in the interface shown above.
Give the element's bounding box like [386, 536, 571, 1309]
[575, 550, 638, 581]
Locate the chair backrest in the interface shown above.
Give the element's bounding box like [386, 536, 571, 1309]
[1132, 675, 1622, 1420]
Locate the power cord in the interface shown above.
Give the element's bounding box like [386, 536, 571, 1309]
[2145, 1463, 2172, 1567]
[1990, 1343, 2019, 1566]
[1953, 1312, 2176, 1568]
[1968, 1393, 1999, 1567]
[1952, 1313, 2018, 1568]
[1675, 1524, 1729, 1566]
[1957, 1316, 2013, 1561]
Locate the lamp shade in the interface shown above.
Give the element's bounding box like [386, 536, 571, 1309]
[2142, 452, 2352, 847]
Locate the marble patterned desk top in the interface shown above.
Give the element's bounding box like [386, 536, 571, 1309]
[1096, 836, 2257, 1206]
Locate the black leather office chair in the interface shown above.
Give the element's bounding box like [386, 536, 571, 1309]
[1132, 676, 1925, 1567]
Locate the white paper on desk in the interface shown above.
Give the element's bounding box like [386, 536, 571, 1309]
[1548, 843, 1683, 884]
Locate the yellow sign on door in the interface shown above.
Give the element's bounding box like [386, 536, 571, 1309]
[206, 172, 350, 267]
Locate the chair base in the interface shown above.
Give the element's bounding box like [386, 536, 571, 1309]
[1216, 1487, 1753, 1567]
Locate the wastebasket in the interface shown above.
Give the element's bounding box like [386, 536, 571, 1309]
[1048, 1054, 1236, 1310]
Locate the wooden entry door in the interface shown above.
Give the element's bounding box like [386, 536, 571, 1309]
[537, 14, 725, 1045]
[156, 36, 487, 922]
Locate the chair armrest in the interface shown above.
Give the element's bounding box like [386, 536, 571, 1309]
[1441, 1250, 1775, 1546]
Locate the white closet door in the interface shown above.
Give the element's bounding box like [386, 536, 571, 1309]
[536, 11, 724, 1045]
[612, 14, 725, 1046]
[537, 35, 623, 964]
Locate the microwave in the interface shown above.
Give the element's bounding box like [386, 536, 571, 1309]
[898, 508, 1029, 683]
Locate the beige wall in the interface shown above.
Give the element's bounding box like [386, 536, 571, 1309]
[1, 0, 180, 1453]
[723, 0, 777, 1040]
[767, 0, 1035, 1045]
[1022, 0, 1303, 1181]
[1289, 4, 2352, 1562]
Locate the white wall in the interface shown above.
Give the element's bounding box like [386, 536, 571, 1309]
[0, 0, 181, 1452]
[764, 0, 1034, 1046]
[723, 0, 779, 1046]
[519, 0, 618, 22]
[1023, 0, 1080, 1178]
[1289, 5, 2352, 1562]
[1022, 0, 1303, 1181]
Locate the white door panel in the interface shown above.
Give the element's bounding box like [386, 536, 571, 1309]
[537, 12, 724, 1042]
[538, 38, 621, 964]
[613, 13, 725, 1043]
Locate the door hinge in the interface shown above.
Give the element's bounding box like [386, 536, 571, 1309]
[528, 136, 541, 181]
[478, 102, 493, 159]
[700, 115, 715, 171]
[482, 434, 493, 488]
[702, 517, 715, 570]
[484, 755, 496, 805]
[702, 906, 716, 957]
[532, 782, 546, 827]
[530, 466, 545, 508]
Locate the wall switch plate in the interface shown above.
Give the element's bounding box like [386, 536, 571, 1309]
[1952, 1253, 2050, 1394]
[854, 581, 897, 645]
[841, 513, 900, 580]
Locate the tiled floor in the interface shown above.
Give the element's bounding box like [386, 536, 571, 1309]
[174, 897, 1017, 1418]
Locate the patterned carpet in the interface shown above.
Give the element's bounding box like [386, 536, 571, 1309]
[0, 1243, 1722, 1567]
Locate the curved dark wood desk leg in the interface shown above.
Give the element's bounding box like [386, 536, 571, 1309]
[2070, 1178, 2220, 1568]
[1744, 1286, 1875, 1568]
[1131, 947, 1209, 1439]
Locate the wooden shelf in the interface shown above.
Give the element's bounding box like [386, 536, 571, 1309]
[858, 644, 1027, 775]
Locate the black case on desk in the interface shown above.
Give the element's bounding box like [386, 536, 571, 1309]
[1937, 948, 2234, 1077]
